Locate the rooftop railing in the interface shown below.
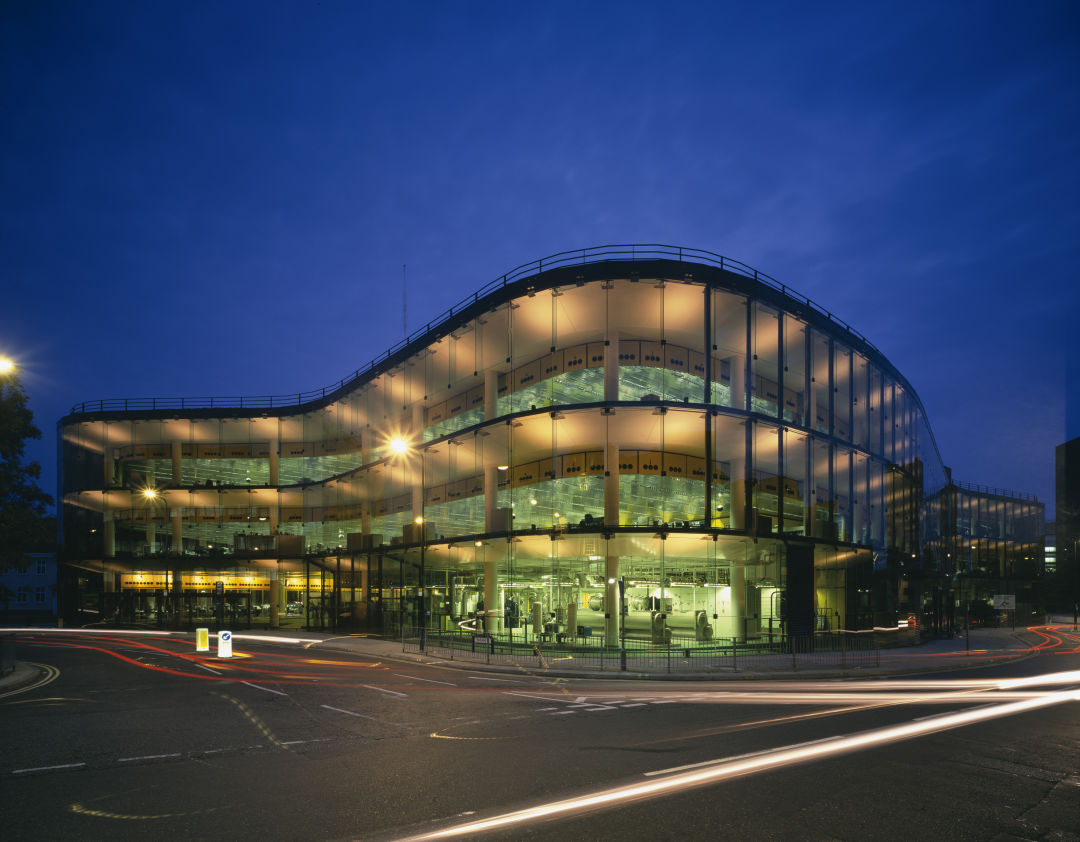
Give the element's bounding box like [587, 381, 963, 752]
[67, 244, 882, 416]
[953, 480, 1040, 503]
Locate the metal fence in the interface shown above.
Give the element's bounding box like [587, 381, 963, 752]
[402, 627, 881, 674]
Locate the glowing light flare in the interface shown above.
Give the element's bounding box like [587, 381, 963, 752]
[403, 687, 1080, 840]
[390, 437, 410, 455]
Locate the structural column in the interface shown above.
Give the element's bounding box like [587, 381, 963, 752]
[604, 331, 619, 402]
[171, 505, 182, 555]
[269, 566, 280, 628]
[268, 447, 279, 487]
[483, 551, 499, 633]
[604, 441, 620, 644]
[731, 355, 746, 411]
[484, 465, 500, 532]
[484, 369, 498, 421]
[171, 442, 183, 485]
[103, 514, 116, 558]
[731, 561, 746, 641]
[730, 454, 747, 531]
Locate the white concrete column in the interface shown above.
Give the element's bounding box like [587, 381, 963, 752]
[277, 563, 288, 616]
[103, 510, 115, 558]
[567, 600, 578, 636]
[604, 331, 619, 402]
[147, 523, 157, 555]
[484, 369, 498, 421]
[731, 562, 746, 641]
[268, 448, 279, 487]
[732, 356, 746, 411]
[171, 442, 182, 485]
[604, 554, 619, 645]
[269, 568, 280, 628]
[269, 503, 279, 537]
[484, 556, 499, 633]
[731, 455, 747, 531]
[604, 443, 619, 527]
[171, 508, 182, 555]
[484, 465, 499, 532]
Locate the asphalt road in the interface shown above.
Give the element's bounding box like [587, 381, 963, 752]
[3, 630, 1079, 841]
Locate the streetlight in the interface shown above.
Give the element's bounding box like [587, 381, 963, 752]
[0, 357, 14, 375]
[141, 487, 175, 623]
[389, 435, 426, 649]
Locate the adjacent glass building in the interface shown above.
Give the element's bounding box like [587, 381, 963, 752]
[58, 246, 1035, 639]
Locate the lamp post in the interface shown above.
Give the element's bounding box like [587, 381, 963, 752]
[142, 487, 172, 625]
[391, 436, 426, 651]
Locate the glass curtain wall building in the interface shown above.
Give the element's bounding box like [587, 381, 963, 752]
[59, 247, 955, 639]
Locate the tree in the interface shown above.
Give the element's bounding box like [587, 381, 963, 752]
[0, 363, 56, 567]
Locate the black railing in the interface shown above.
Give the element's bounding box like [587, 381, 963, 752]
[67, 244, 882, 416]
[953, 480, 1039, 502]
[401, 625, 882, 673]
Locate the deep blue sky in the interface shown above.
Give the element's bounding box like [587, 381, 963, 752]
[3, 1, 1078, 517]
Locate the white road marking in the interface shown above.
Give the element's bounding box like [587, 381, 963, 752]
[467, 676, 522, 683]
[194, 662, 221, 675]
[118, 753, 181, 763]
[621, 703, 648, 707]
[392, 673, 457, 686]
[322, 704, 380, 720]
[504, 691, 562, 702]
[362, 684, 407, 698]
[13, 762, 87, 774]
[241, 681, 287, 696]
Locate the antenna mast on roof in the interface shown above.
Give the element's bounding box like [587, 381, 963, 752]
[402, 263, 407, 339]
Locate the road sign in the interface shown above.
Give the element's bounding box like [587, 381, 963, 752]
[217, 629, 233, 658]
[992, 594, 1016, 610]
[195, 627, 209, 652]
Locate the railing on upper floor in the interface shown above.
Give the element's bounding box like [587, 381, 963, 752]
[953, 480, 1040, 503]
[67, 244, 882, 416]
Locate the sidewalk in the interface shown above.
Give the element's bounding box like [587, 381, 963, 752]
[0, 624, 1062, 689]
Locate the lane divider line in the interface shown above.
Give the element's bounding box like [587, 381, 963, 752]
[362, 684, 407, 697]
[241, 681, 287, 696]
[118, 753, 181, 763]
[13, 762, 87, 774]
[392, 674, 457, 686]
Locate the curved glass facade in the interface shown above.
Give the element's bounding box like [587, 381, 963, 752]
[60, 252, 963, 638]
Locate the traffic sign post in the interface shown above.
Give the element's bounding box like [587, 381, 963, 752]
[217, 629, 233, 658]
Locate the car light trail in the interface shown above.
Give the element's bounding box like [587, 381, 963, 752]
[400, 685, 1080, 840]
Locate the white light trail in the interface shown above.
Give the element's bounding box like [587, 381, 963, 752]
[399, 685, 1080, 840]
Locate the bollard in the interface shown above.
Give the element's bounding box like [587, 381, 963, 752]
[217, 629, 233, 658]
[195, 627, 210, 653]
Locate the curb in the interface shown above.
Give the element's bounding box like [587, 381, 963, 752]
[309, 636, 1036, 682]
[0, 662, 46, 694]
